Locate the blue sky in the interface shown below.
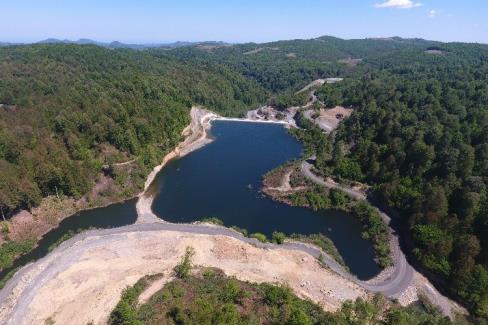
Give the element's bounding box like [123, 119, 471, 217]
[1, 0, 487, 44]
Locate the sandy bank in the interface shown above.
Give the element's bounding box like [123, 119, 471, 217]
[135, 106, 294, 224]
[135, 107, 217, 223]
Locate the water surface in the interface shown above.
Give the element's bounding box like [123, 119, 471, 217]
[151, 121, 380, 279]
[1, 121, 380, 285]
[0, 199, 137, 283]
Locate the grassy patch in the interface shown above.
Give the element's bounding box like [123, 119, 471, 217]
[0, 266, 21, 289]
[272, 231, 286, 245]
[110, 268, 459, 325]
[250, 232, 268, 243]
[47, 228, 94, 253]
[229, 226, 248, 237]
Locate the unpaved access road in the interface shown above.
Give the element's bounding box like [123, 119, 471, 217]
[0, 224, 367, 324]
[300, 160, 464, 317]
[0, 101, 464, 323]
[0, 219, 424, 324]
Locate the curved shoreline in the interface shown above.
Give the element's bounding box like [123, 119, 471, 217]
[131, 106, 411, 295]
[131, 104, 463, 317]
[299, 160, 465, 316]
[0, 221, 403, 324]
[135, 106, 293, 224]
[0, 101, 464, 321]
[0, 224, 366, 324]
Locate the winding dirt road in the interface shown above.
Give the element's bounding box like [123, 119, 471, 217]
[0, 224, 369, 324]
[0, 101, 464, 322]
[301, 160, 413, 291]
[0, 136, 413, 324]
[301, 160, 463, 317]
[0, 221, 408, 324]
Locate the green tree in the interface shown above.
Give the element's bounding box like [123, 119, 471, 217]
[272, 231, 286, 244]
[174, 246, 195, 279]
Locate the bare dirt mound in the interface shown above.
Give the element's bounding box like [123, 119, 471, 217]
[0, 230, 366, 325]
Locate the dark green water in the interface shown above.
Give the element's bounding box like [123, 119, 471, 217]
[0, 199, 137, 283]
[151, 121, 380, 280]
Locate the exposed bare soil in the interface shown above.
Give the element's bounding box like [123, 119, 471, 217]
[0, 230, 366, 325]
[303, 106, 353, 133]
[425, 49, 445, 55]
[338, 58, 363, 67]
[262, 163, 309, 204]
[243, 47, 263, 55]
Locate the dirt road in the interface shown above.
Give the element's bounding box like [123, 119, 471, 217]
[300, 160, 464, 317]
[0, 100, 464, 323]
[0, 216, 429, 325]
[0, 224, 367, 324]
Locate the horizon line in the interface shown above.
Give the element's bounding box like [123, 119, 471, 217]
[1, 35, 488, 46]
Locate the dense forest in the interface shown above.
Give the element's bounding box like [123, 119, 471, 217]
[164, 37, 488, 317]
[0, 44, 267, 217]
[1, 36, 488, 319]
[162, 36, 439, 93]
[302, 44, 488, 317]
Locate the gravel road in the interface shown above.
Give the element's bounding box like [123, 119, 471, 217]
[0, 103, 460, 321]
[0, 219, 412, 324]
[300, 160, 463, 317]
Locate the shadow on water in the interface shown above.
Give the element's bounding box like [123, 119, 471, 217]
[151, 121, 381, 280]
[0, 199, 137, 284]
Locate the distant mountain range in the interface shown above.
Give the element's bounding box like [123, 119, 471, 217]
[1, 35, 473, 50]
[0, 42, 19, 47]
[0, 38, 228, 49]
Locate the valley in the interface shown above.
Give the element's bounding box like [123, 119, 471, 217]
[0, 35, 487, 323]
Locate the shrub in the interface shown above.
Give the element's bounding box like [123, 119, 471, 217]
[0, 239, 36, 270]
[200, 217, 224, 226]
[109, 277, 148, 325]
[0, 222, 10, 235]
[174, 246, 195, 279]
[250, 233, 267, 243]
[202, 268, 215, 278]
[214, 303, 240, 324]
[263, 284, 292, 306]
[329, 188, 348, 208]
[272, 231, 286, 244]
[230, 226, 248, 237]
[221, 280, 242, 303]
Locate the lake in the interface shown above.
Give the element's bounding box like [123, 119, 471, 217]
[1, 120, 380, 284]
[150, 120, 380, 279]
[0, 199, 137, 284]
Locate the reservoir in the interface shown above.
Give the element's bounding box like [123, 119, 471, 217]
[150, 121, 380, 279]
[0, 199, 137, 285]
[1, 120, 380, 285]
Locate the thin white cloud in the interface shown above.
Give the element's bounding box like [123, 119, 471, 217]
[375, 0, 423, 9]
[428, 10, 437, 18]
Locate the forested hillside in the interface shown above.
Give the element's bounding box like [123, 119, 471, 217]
[0, 44, 267, 217]
[1, 37, 487, 318]
[163, 38, 488, 317]
[167, 37, 488, 317]
[311, 43, 488, 317]
[162, 36, 438, 93]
